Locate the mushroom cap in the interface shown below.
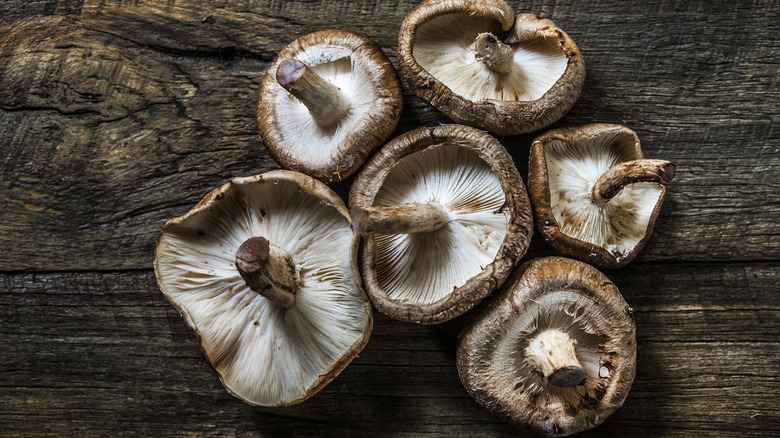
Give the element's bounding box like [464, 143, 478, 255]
[349, 124, 533, 324]
[528, 124, 672, 269]
[257, 30, 403, 183]
[457, 256, 636, 436]
[154, 170, 372, 406]
[398, 0, 585, 135]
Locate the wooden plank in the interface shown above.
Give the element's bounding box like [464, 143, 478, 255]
[1, 1, 778, 271]
[0, 17, 276, 271]
[0, 263, 778, 436]
[1, 1, 777, 437]
[0, 0, 82, 24]
[1, 1, 778, 270]
[78, 0, 416, 54]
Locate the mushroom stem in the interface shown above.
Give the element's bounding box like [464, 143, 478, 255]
[524, 329, 587, 387]
[350, 202, 451, 236]
[591, 159, 676, 204]
[235, 236, 298, 309]
[475, 33, 515, 74]
[276, 58, 350, 128]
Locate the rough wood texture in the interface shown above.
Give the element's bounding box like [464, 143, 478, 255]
[1, 0, 778, 436]
[1, 0, 778, 270]
[1, 265, 777, 436]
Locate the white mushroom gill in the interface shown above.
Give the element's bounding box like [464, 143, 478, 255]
[545, 137, 663, 258]
[156, 179, 367, 406]
[372, 144, 508, 305]
[479, 291, 605, 409]
[275, 53, 377, 164]
[413, 15, 567, 102]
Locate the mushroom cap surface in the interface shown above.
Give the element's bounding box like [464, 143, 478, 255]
[398, 0, 585, 135]
[154, 170, 372, 406]
[457, 256, 636, 436]
[257, 30, 402, 183]
[349, 124, 533, 324]
[528, 124, 673, 269]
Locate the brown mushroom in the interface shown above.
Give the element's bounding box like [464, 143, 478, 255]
[257, 30, 403, 183]
[154, 170, 372, 406]
[349, 124, 534, 324]
[398, 0, 585, 135]
[528, 124, 675, 269]
[457, 256, 636, 436]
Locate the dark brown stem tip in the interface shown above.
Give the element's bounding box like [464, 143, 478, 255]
[657, 160, 676, 184]
[475, 32, 514, 73]
[476, 33, 500, 55]
[548, 366, 587, 387]
[275, 59, 307, 88]
[235, 236, 270, 275]
[235, 236, 297, 309]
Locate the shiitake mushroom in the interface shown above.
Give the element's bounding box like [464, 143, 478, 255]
[457, 256, 636, 436]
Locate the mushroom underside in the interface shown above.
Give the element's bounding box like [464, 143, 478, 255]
[413, 15, 567, 102]
[488, 291, 607, 405]
[156, 179, 368, 406]
[463, 287, 631, 435]
[544, 136, 663, 258]
[371, 144, 509, 305]
[272, 55, 381, 163]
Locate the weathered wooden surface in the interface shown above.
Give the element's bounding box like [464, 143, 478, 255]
[1, 0, 778, 436]
[1, 265, 778, 436]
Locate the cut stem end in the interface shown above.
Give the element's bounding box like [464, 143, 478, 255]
[276, 58, 350, 128]
[475, 33, 515, 74]
[548, 366, 588, 387]
[235, 236, 297, 309]
[525, 328, 586, 387]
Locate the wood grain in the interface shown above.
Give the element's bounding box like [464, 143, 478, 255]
[1, 0, 778, 436]
[1, 0, 778, 270]
[0, 264, 777, 436]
